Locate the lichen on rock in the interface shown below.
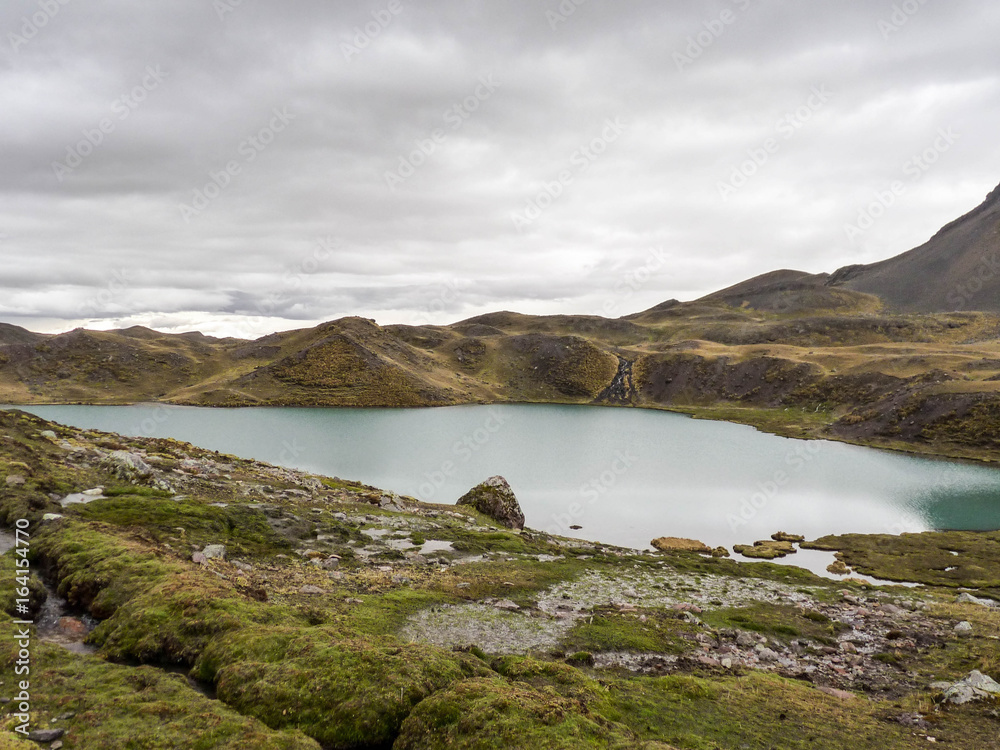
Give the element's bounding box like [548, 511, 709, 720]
[456, 476, 525, 530]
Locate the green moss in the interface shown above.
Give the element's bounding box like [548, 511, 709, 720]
[202, 629, 493, 748]
[561, 606, 699, 654]
[701, 604, 848, 643]
[394, 677, 648, 750]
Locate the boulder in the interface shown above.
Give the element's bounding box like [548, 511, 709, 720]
[456, 476, 524, 530]
[651, 537, 711, 554]
[954, 621, 974, 637]
[202, 544, 227, 560]
[102, 451, 153, 482]
[940, 670, 1000, 704]
[957, 592, 996, 607]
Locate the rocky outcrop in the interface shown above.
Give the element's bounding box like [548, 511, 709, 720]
[650, 537, 711, 554]
[456, 476, 524, 530]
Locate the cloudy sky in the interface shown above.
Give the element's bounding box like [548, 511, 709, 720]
[2, 0, 999, 338]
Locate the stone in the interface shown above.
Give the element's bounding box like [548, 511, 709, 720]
[57, 617, 89, 638]
[736, 632, 756, 648]
[41, 514, 64, 522]
[650, 537, 711, 554]
[957, 592, 996, 608]
[202, 544, 226, 560]
[191, 552, 208, 565]
[954, 621, 974, 637]
[102, 451, 153, 482]
[321, 556, 341, 571]
[39, 430, 58, 440]
[299, 585, 324, 595]
[939, 671, 1000, 705]
[456, 476, 525, 530]
[4, 474, 25, 486]
[27, 729, 64, 742]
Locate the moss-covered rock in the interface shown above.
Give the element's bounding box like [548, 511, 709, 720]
[456, 476, 524, 530]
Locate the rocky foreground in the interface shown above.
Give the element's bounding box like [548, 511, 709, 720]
[0, 410, 999, 749]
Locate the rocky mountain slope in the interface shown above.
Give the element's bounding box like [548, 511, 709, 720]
[1, 410, 998, 748]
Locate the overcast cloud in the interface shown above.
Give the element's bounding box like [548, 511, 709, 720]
[2, 0, 999, 338]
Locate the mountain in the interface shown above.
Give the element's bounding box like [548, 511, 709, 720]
[827, 181, 1000, 312]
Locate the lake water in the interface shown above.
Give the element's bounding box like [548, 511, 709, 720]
[7, 404, 1000, 566]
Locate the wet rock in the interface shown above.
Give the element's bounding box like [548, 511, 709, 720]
[650, 537, 711, 554]
[954, 621, 974, 637]
[456, 476, 524, 530]
[57, 617, 89, 638]
[202, 544, 226, 560]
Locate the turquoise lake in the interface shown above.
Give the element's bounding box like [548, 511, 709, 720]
[7, 404, 1000, 565]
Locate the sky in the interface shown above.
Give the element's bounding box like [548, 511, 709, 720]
[2, 0, 999, 339]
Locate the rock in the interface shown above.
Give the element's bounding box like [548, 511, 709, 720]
[202, 544, 227, 560]
[492, 599, 520, 611]
[321, 556, 341, 571]
[736, 632, 756, 648]
[771, 531, 805, 543]
[81, 487, 103, 496]
[191, 552, 208, 565]
[4, 474, 25, 486]
[39, 430, 58, 440]
[102, 451, 153, 482]
[57, 617, 89, 638]
[299, 585, 324, 595]
[27, 728, 64, 742]
[231, 560, 253, 572]
[651, 537, 711, 554]
[957, 592, 996, 608]
[721, 657, 733, 669]
[954, 621, 974, 637]
[41, 514, 64, 522]
[710, 546, 731, 558]
[938, 671, 1000, 704]
[456, 476, 524, 530]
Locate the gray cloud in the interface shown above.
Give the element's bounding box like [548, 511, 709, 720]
[2, 0, 999, 337]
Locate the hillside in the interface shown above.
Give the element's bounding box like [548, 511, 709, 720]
[828, 181, 1000, 312]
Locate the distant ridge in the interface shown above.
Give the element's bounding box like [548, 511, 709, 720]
[826, 181, 1000, 312]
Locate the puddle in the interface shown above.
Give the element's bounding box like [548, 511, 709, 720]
[420, 540, 455, 555]
[734, 546, 922, 588]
